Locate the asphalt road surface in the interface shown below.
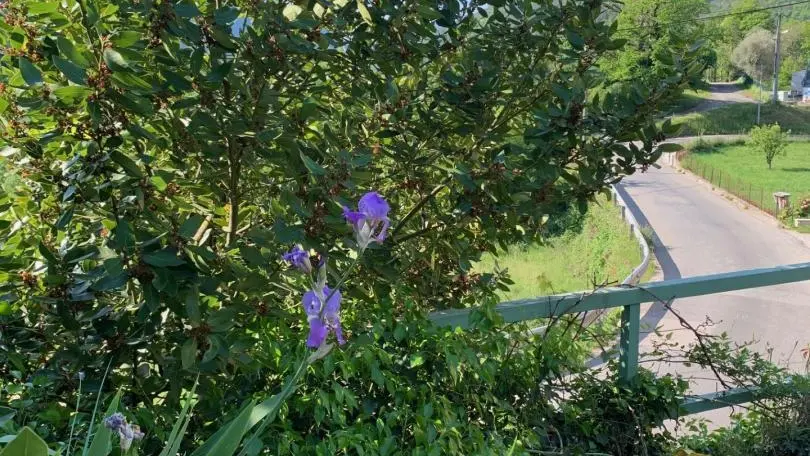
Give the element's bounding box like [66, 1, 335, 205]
[618, 158, 810, 424]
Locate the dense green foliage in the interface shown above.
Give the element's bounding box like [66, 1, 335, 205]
[679, 377, 810, 456]
[707, 0, 810, 87]
[602, 0, 713, 89]
[0, 0, 705, 452]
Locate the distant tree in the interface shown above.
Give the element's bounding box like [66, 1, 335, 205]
[709, 0, 774, 81]
[749, 124, 789, 169]
[602, 0, 711, 89]
[777, 22, 810, 89]
[732, 28, 776, 82]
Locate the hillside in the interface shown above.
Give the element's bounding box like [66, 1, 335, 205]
[710, 0, 810, 20]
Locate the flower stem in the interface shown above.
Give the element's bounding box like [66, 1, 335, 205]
[318, 254, 362, 319]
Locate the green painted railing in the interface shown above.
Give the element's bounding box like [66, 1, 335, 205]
[428, 262, 810, 415]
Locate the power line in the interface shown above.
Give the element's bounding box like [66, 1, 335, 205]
[617, 0, 810, 32]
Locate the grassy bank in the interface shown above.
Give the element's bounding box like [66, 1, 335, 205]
[661, 88, 713, 115]
[670, 103, 810, 137]
[681, 140, 810, 217]
[476, 196, 646, 301]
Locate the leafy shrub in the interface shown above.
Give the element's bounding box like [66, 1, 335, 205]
[749, 123, 790, 169]
[0, 0, 707, 450]
[680, 391, 810, 456]
[799, 197, 810, 218]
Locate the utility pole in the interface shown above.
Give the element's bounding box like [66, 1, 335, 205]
[758, 63, 762, 124]
[772, 12, 782, 104]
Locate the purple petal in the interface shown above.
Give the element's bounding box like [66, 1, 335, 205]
[334, 320, 346, 345]
[322, 286, 342, 319]
[343, 206, 365, 227]
[306, 318, 328, 348]
[302, 290, 320, 316]
[282, 245, 312, 273]
[358, 192, 390, 220]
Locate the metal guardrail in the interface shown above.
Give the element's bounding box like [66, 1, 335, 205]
[428, 262, 810, 415]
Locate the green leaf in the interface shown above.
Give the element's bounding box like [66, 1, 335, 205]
[565, 29, 585, 49]
[409, 353, 425, 368]
[85, 1, 99, 25]
[207, 62, 233, 85]
[158, 381, 198, 456]
[57, 36, 90, 68]
[0, 427, 49, 456]
[282, 4, 303, 21]
[185, 288, 201, 325]
[103, 49, 129, 72]
[112, 92, 154, 116]
[385, 79, 400, 103]
[202, 336, 221, 363]
[214, 6, 239, 25]
[0, 98, 8, 114]
[38, 242, 59, 265]
[111, 72, 153, 92]
[86, 389, 123, 456]
[19, 58, 42, 86]
[143, 249, 186, 267]
[91, 271, 129, 292]
[181, 338, 198, 370]
[198, 399, 256, 456]
[208, 308, 237, 332]
[209, 27, 237, 50]
[55, 206, 74, 229]
[112, 31, 141, 47]
[53, 86, 91, 104]
[357, 0, 373, 25]
[53, 56, 88, 85]
[174, 3, 201, 18]
[300, 152, 325, 176]
[150, 175, 168, 191]
[27, 2, 59, 15]
[110, 150, 144, 178]
[238, 246, 265, 267]
[180, 215, 205, 240]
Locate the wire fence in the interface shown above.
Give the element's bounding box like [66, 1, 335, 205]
[678, 152, 779, 216]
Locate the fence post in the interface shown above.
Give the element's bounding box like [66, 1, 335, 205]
[619, 303, 641, 384]
[749, 183, 752, 204]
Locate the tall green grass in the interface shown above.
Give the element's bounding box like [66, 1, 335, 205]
[670, 103, 810, 137]
[476, 196, 644, 301]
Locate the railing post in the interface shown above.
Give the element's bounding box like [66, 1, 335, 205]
[619, 303, 640, 384]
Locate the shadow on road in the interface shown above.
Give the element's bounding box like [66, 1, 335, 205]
[615, 182, 681, 339]
[705, 82, 744, 94]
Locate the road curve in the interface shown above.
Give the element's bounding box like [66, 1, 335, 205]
[618, 147, 810, 422]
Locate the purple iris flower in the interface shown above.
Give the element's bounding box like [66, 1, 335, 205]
[103, 412, 144, 451]
[103, 413, 126, 431]
[302, 285, 345, 348]
[282, 245, 312, 273]
[342, 191, 390, 249]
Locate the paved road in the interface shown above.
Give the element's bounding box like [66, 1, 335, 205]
[618, 157, 810, 423]
[689, 82, 753, 113]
